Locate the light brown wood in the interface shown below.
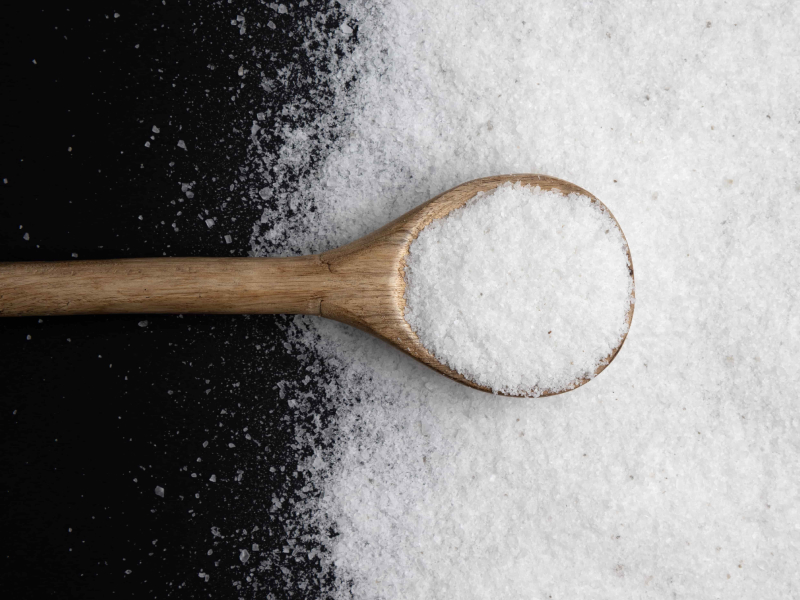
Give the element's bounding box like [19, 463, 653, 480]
[0, 174, 634, 397]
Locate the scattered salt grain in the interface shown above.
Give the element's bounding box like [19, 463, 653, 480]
[57, 1, 797, 598]
[205, 218, 215, 228]
[23, 232, 29, 241]
[404, 182, 632, 395]
[239, 549, 250, 564]
[239, 1, 800, 598]
[224, 234, 232, 244]
[154, 486, 164, 498]
[152, 125, 160, 134]
[177, 140, 187, 150]
[138, 320, 148, 327]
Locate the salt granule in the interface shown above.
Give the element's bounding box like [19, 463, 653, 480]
[404, 182, 632, 395]
[154, 486, 164, 498]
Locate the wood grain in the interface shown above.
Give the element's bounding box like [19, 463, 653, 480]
[0, 174, 635, 397]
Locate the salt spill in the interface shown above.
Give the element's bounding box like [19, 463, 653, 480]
[244, 1, 800, 597]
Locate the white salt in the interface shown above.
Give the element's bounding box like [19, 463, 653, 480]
[404, 182, 632, 395]
[232, 0, 800, 597]
[154, 486, 164, 498]
[177, 140, 187, 150]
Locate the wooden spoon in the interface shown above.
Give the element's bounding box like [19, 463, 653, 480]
[0, 174, 634, 396]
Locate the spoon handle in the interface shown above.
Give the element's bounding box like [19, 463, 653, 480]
[0, 257, 333, 317]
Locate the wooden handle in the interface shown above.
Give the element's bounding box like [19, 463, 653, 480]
[0, 257, 334, 317]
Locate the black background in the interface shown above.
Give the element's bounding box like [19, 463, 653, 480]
[1, 2, 344, 597]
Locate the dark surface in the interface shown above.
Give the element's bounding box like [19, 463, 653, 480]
[0, 2, 341, 597]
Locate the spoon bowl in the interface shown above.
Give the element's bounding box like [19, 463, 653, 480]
[319, 173, 635, 396]
[0, 174, 634, 397]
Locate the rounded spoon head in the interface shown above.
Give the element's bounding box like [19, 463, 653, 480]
[319, 174, 635, 397]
